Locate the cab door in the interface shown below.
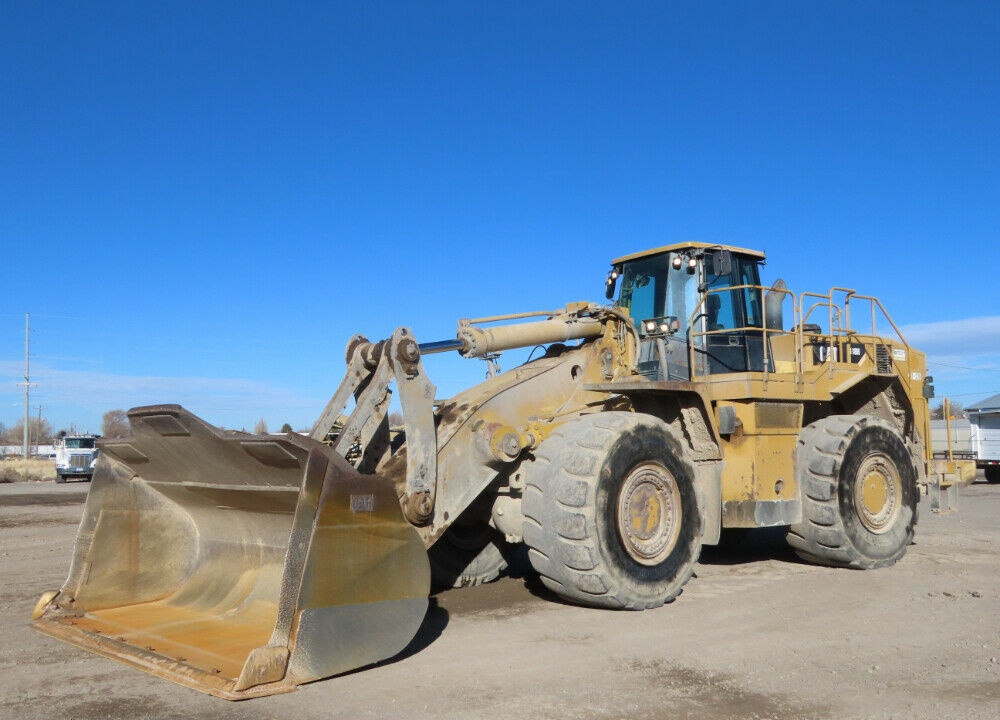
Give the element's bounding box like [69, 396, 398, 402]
[702, 255, 768, 374]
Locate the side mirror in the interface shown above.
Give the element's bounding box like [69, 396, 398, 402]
[708, 250, 732, 277]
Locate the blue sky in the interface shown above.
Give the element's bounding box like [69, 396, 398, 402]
[2, 1, 999, 433]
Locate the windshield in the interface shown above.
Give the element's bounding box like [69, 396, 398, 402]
[65, 438, 95, 449]
[617, 252, 698, 337]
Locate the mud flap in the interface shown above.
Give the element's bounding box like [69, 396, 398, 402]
[32, 405, 430, 699]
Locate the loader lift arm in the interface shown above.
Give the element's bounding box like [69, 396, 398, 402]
[310, 327, 439, 525]
[309, 304, 613, 528]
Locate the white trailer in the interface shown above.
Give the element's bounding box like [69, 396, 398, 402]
[930, 418, 974, 458]
[967, 394, 1000, 484]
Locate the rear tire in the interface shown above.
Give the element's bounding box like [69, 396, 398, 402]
[985, 466, 1000, 484]
[787, 415, 917, 569]
[523, 412, 701, 609]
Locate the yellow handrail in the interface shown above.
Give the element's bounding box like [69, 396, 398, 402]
[684, 284, 909, 380]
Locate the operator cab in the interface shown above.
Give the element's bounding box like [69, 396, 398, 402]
[606, 242, 770, 380]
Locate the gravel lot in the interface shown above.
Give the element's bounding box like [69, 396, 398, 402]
[1, 478, 998, 720]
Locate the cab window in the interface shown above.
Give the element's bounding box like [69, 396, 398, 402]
[618, 255, 669, 334]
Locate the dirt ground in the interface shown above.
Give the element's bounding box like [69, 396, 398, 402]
[1, 478, 998, 720]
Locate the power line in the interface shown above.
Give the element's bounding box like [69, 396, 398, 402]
[927, 360, 999, 372]
[937, 389, 1000, 399]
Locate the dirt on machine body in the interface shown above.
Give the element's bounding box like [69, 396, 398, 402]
[32, 242, 972, 699]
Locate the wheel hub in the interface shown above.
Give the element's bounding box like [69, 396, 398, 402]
[854, 452, 902, 534]
[616, 462, 681, 565]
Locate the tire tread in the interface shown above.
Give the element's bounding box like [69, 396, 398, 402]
[787, 415, 917, 570]
[523, 412, 699, 609]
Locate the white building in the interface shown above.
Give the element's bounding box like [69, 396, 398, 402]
[0, 444, 55, 459]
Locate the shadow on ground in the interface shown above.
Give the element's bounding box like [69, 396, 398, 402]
[698, 526, 803, 566]
[382, 597, 450, 665]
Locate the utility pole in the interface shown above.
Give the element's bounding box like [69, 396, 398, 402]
[36, 405, 43, 457]
[23, 313, 30, 459]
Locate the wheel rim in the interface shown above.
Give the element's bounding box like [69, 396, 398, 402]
[616, 461, 682, 565]
[853, 452, 902, 534]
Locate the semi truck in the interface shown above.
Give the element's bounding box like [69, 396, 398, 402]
[53, 433, 100, 483]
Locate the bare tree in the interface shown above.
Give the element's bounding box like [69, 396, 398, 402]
[931, 401, 965, 421]
[102, 409, 130, 438]
[254, 417, 269, 434]
[5, 417, 53, 447]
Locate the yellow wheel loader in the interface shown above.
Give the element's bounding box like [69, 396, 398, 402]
[32, 242, 969, 698]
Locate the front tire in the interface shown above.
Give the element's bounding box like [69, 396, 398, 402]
[428, 523, 515, 590]
[787, 415, 918, 569]
[54, 473, 65, 484]
[523, 412, 702, 609]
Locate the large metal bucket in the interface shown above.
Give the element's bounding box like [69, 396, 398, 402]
[32, 405, 429, 699]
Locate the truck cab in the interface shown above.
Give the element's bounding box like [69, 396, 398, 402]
[54, 434, 100, 483]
